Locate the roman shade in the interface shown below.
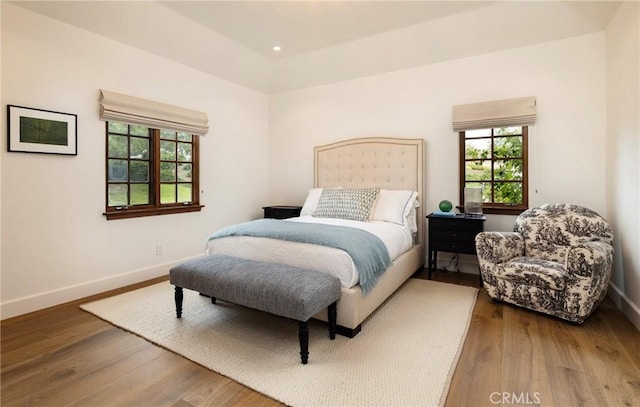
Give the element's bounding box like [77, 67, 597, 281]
[452, 96, 536, 131]
[99, 90, 209, 136]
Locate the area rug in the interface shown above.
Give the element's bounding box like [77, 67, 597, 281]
[81, 278, 478, 407]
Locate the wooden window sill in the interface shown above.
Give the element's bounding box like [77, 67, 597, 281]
[104, 205, 204, 220]
[455, 206, 527, 216]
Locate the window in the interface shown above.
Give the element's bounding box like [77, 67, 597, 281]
[105, 121, 202, 220]
[459, 126, 528, 215]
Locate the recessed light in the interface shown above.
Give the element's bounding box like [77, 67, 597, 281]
[272, 46, 281, 52]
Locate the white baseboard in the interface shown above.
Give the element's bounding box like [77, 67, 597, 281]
[0, 257, 197, 320]
[607, 283, 640, 332]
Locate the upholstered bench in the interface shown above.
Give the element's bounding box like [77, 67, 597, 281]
[169, 254, 342, 364]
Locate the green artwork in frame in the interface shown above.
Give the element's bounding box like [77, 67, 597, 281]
[19, 116, 69, 146]
[8, 105, 77, 155]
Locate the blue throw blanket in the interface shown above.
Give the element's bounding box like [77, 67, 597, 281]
[207, 219, 391, 294]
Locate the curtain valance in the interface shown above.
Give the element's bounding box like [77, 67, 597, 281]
[99, 90, 209, 136]
[452, 96, 536, 131]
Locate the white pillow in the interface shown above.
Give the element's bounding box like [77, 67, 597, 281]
[372, 189, 418, 226]
[300, 188, 323, 216]
[406, 199, 420, 233]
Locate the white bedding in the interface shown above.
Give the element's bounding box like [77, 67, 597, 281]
[205, 215, 413, 289]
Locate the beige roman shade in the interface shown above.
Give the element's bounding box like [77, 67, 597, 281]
[452, 96, 536, 131]
[99, 90, 209, 136]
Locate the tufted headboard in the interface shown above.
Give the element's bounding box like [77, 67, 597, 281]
[314, 137, 425, 243]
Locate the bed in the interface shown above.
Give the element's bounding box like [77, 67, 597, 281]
[206, 137, 425, 337]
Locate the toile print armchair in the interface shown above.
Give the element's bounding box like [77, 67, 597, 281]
[475, 203, 614, 324]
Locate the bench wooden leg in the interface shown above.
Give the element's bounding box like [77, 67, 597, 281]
[328, 302, 337, 340]
[298, 320, 309, 364]
[175, 286, 183, 318]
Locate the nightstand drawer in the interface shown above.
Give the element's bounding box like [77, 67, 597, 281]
[431, 240, 477, 255]
[263, 206, 302, 219]
[429, 218, 484, 232]
[431, 229, 480, 242]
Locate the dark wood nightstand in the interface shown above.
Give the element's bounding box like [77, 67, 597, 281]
[263, 205, 302, 219]
[426, 213, 486, 282]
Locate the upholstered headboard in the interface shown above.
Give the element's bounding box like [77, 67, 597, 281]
[314, 137, 425, 243]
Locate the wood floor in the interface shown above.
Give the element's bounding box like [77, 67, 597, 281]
[2, 271, 639, 407]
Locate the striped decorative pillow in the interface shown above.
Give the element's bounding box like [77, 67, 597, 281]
[313, 188, 380, 222]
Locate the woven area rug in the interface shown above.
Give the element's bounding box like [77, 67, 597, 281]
[81, 278, 477, 407]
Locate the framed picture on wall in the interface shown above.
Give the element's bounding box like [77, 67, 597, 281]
[7, 105, 77, 155]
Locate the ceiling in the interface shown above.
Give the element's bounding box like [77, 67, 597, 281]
[11, 1, 622, 93]
[160, 1, 495, 59]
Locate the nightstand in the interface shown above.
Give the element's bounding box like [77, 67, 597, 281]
[263, 205, 302, 219]
[426, 213, 486, 283]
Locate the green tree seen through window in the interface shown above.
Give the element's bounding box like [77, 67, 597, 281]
[459, 126, 528, 214]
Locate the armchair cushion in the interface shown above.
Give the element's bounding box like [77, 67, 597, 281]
[498, 258, 566, 291]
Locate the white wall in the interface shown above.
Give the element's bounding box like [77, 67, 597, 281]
[4, 3, 634, 327]
[605, 1, 640, 330]
[269, 33, 608, 237]
[0, 4, 270, 319]
[0, 4, 3, 295]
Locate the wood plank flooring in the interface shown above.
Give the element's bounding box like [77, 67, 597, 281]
[2, 271, 639, 406]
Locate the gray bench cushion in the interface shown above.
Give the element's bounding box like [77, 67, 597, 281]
[170, 255, 341, 322]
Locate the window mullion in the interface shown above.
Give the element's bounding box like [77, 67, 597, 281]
[459, 132, 466, 207]
[193, 136, 200, 204]
[522, 126, 529, 208]
[126, 126, 132, 207]
[152, 129, 161, 208]
[490, 129, 495, 203]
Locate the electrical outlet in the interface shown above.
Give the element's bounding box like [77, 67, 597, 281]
[156, 244, 163, 255]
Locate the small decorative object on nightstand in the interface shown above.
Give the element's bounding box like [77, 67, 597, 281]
[432, 200, 456, 217]
[463, 187, 483, 217]
[427, 213, 486, 284]
[263, 205, 302, 219]
[438, 200, 453, 212]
